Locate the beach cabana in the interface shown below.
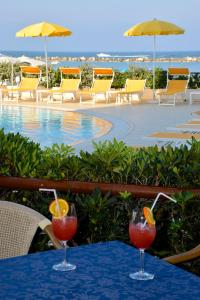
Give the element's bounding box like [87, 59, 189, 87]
[17, 55, 45, 66]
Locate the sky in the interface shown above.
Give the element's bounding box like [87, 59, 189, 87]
[0, 0, 200, 52]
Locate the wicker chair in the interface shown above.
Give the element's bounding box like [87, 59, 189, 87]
[163, 245, 200, 265]
[0, 201, 62, 259]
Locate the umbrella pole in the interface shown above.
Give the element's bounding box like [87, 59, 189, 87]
[44, 36, 48, 89]
[11, 62, 14, 86]
[153, 35, 156, 100]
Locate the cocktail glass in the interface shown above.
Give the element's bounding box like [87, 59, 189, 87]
[52, 203, 77, 271]
[129, 209, 156, 280]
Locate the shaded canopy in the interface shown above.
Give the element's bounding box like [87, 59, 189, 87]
[16, 21, 72, 37]
[124, 19, 184, 36]
[16, 21, 72, 88]
[124, 19, 185, 99]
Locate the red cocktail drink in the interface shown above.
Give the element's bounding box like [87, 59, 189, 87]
[51, 202, 77, 271]
[52, 216, 77, 241]
[129, 222, 156, 249]
[129, 208, 156, 280]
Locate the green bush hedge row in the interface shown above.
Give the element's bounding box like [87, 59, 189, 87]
[1, 130, 200, 188]
[1, 62, 200, 89]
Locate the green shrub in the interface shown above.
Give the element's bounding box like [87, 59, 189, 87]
[188, 73, 200, 89]
[0, 130, 42, 177]
[0, 62, 199, 90]
[80, 64, 93, 88]
[1, 130, 200, 188]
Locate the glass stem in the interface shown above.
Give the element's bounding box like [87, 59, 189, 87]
[63, 240, 68, 265]
[139, 249, 145, 273]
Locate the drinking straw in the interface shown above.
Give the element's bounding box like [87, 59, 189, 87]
[143, 192, 177, 226]
[151, 192, 177, 211]
[39, 188, 62, 217]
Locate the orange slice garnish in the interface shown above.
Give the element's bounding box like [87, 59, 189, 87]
[143, 207, 155, 225]
[49, 199, 69, 218]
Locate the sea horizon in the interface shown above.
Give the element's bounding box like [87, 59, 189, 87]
[1, 50, 200, 72]
[2, 49, 200, 57]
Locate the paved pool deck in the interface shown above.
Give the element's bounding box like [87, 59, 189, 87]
[75, 102, 200, 152]
[1, 96, 200, 152]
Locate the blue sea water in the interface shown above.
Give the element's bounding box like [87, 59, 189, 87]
[1, 50, 200, 72]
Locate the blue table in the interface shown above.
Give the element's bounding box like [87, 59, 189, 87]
[0, 241, 200, 300]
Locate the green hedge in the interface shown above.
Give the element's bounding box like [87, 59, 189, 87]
[1, 129, 200, 274]
[1, 62, 200, 89]
[1, 130, 200, 188]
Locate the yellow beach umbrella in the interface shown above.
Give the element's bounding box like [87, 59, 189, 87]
[124, 19, 185, 98]
[16, 22, 72, 88]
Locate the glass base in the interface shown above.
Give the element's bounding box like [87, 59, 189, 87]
[53, 260, 76, 272]
[129, 271, 154, 280]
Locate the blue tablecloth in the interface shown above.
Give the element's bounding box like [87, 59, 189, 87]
[0, 241, 200, 300]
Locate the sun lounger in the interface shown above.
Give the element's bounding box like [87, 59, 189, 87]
[116, 79, 146, 103]
[149, 131, 200, 140]
[4, 66, 41, 102]
[37, 67, 81, 103]
[176, 120, 200, 128]
[79, 68, 114, 103]
[156, 68, 190, 105]
[185, 120, 200, 125]
[189, 90, 200, 104]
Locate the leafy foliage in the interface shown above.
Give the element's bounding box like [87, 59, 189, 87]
[1, 130, 200, 188]
[0, 62, 199, 90]
[0, 130, 42, 177]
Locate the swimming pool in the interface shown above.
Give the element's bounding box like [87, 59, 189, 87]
[0, 105, 111, 147]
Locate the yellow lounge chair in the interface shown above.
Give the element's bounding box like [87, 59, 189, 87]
[116, 79, 146, 103]
[41, 67, 81, 103]
[156, 68, 190, 105]
[80, 68, 114, 103]
[6, 66, 41, 102]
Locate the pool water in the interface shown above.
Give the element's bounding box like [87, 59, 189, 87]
[0, 105, 111, 147]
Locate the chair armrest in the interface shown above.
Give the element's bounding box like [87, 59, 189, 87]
[163, 244, 200, 264]
[43, 224, 62, 249]
[39, 219, 62, 249]
[156, 89, 166, 96]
